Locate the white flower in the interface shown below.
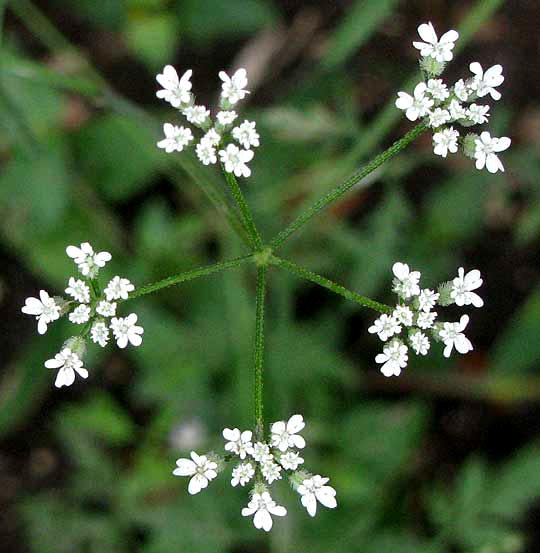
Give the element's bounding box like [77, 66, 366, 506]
[392, 262, 421, 298]
[182, 105, 210, 126]
[157, 123, 194, 153]
[231, 462, 254, 487]
[418, 288, 439, 312]
[453, 79, 470, 102]
[410, 331, 430, 355]
[466, 103, 490, 125]
[393, 305, 414, 327]
[232, 120, 260, 149]
[261, 460, 282, 484]
[196, 141, 217, 165]
[110, 313, 144, 348]
[66, 242, 111, 277]
[65, 277, 90, 304]
[469, 62, 504, 100]
[222, 428, 254, 459]
[172, 451, 218, 495]
[297, 475, 337, 517]
[270, 414, 306, 452]
[216, 110, 237, 126]
[45, 348, 88, 388]
[448, 99, 467, 121]
[413, 22, 459, 62]
[104, 276, 135, 301]
[219, 68, 249, 105]
[428, 108, 451, 128]
[375, 339, 408, 377]
[395, 82, 434, 121]
[96, 300, 117, 317]
[91, 320, 109, 347]
[251, 442, 272, 463]
[474, 131, 511, 173]
[241, 491, 287, 532]
[156, 65, 192, 107]
[451, 267, 484, 307]
[426, 79, 449, 101]
[69, 304, 91, 325]
[279, 451, 304, 471]
[22, 290, 61, 335]
[433, 127, 459, 157]
[439, 314, 473, 358]
[201, 128, 221, 146]
[219, 144, 254, 178]
[368, 314, 401, 342]
[417, 311, 437, 329]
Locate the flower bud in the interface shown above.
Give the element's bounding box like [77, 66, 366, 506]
[419, 56, 446, 77]
[63, 336, 87, 358]
[462, 133, 479, 159]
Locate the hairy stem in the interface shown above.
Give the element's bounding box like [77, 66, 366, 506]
[254, 265, 267, 437]
[272, 256, 392, 314]
[129, 255, 253, 299]
[270, 123, 427, 250]
[222, 167, 263, 250]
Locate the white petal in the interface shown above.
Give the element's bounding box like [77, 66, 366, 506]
[254, 509, 273, 531]
[75, 367, 89, 379]
[392, 262, 409, 280]
[395, 92, 413, 110]
[37, 318, 48, 335]
[486, 153, 503, 173]
[55, 367, 75, 388]
[469, 62, 483, 77]
[316, 487, 338, 509]
[290, 435, 306, 449]
[45, 357, 63, 369]
[223, 427, 239, 441]
[440, 29, 458, 43]
[242, 506, 256, 517]
[301, 493, 317, 517]
[493, 137, 511, 152]
[173, 458, 197, 476]
[417, 22, 437, 44]
[269, 505, 287, 517]
[287, 414, 305, 434]
[128, 332, 143, 347]
[187, 474, 205, 495]
[470, 293, 484, 308]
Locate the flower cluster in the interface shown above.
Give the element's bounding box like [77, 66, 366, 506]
[369, 262, 483, 377]
[156, 65, 259, 178]
[21, 242, 143, 388]
[173, 414, 337, 531]
[396, 21, 510, 173]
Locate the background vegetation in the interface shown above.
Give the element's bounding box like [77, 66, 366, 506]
[1, 0, 540, 551]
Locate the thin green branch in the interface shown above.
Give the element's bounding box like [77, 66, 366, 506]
[222, 167, 263, 250]
[270, 123, 427, 250]
[272, 255, 391, 314]
[254, 265, 267, 436]
[129, 254, 253, 299]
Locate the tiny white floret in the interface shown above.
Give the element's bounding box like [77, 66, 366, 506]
[270, 414, 306, 452]
[222, 428, 254, 459]
[395, 82, 434, 121]
[219, 144, 254, 178]
[104, 276, 135, 301]
[22, 290, 61, 335]
[451, 267, 484, 307]
[231, 462, 255, 487]
[439, 314, 473, 358]
[375, 339, 408, 377]
[469, 62, 504, 101]
[173, 451, 218, 495]
[413, 22, 459, 62]
[65, 278, 90, 304]
[156, 66, 192, 107]
[297, 475, 337, 517]
[433, 127, 459, 158]
[110, 313, 144, 348]
[241, 491, 286, 532]
[157, 123, 194, 153]
[219, 68, 249, 105]
[69, 304, 91, 325]
[91, 320, 110, 347]
[45, 347, 88, 388]
[474, 131, 511, 173]
[368, 314, 401, 342]
[232, 120, 260, 149]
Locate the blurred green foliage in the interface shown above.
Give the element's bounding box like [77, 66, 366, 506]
[1, 0, 540, 552]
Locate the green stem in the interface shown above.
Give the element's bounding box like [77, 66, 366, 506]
[222, 167, 263, 250]
[129, 255, 253, 299]
[270, 123, 427, 250]
[272, 256, 391, 314]
[254, 265, 267, 436]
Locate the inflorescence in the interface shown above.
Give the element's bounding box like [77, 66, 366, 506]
[369, 263, 483, 377]
[173, 414, 337, 531]
[20, 18, 507, 533]
[21, 242, 143, 387]
[156, 65, 259, 177]
[396, 21, 510, 172]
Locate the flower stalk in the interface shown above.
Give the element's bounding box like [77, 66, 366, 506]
[269, 122, 428, 250]
[254, 265, 267, 438]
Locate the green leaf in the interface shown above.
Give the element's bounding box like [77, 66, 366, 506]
[321, 0, 400, 69]
[125, 13, 179, 69]
[491, 287, 540, 373]
[181, 0, 279, 43]
[75, 113, 163, 201]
